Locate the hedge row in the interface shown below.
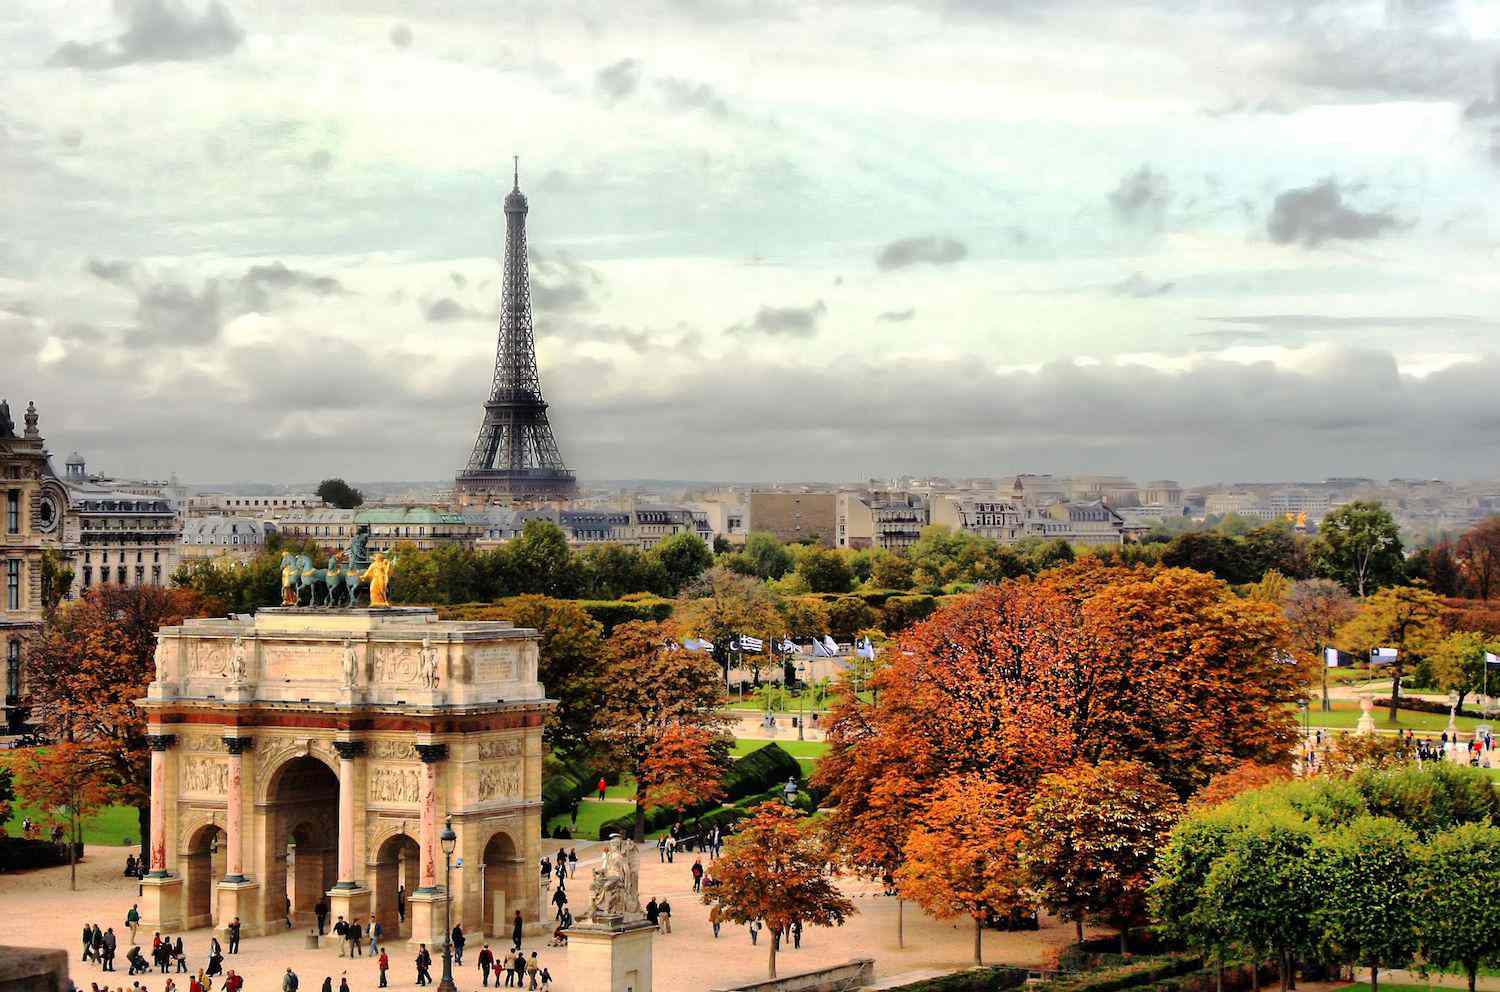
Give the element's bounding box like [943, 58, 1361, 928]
[576, 598, 674, 633]
[0, 836, 75, 872]
[542, 753, 597, 822]
[883, 967, 1029, 992]
[1036, 957, 1203, 992]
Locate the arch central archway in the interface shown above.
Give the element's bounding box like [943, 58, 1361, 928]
[482, 831, 524, 938]
[184, 824, 227, 930]
[263, 755, 339, 930]
[372, 832, 421, 938]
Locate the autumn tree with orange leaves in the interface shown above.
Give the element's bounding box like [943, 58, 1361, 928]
[706, 802, 855, 979]
[818, 563, 1301, 930]
[896, 777, 1028, 965]
[24, 584, 220, 862]
[592, 620, 730, 840]
[11, 742, 112, 889]
[1190, 761, 1293, 809]
[1019, 760, 1181, 951]
[639, 723, 732, 813]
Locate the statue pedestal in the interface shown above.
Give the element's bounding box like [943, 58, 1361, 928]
[222, 683, 255, 704]
[407, 889, 449, 948]
[139, 873, 184, 931]
[564, 916, 655, 992]
[1356, 696, 1376, 735]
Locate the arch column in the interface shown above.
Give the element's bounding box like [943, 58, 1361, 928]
[327, 741, 371, 926]
[140, 734, 184, 931]
[217, 736, 261, 938]
[408, 743, 448, 946]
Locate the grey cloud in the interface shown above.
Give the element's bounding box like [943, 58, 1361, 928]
[306, 149, 333, 172]
[423, 297, 486, 323]
[51, 0, 244, 69]
[876, 308, 915, 322]
[727, 300, 827, 338]
[529, 254, 601, 313]
[596, 59, 642, 103]
[86, 258, 134, 286]
[657, 78, 730, 117]
[389, 23, 413, 48]
[237, 262, 344, 311]
[1109, 165, 1170, 223]
[1111, 272, 1174, 297]
[1267, 179, 1400, 247]
[875, 236, 967, 271]
[129, 280, 222, 347]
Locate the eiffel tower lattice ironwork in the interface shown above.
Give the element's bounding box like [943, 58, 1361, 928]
[455, 160, 577, 504]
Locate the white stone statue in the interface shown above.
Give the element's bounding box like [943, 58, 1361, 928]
[226, 636, 248, 684]
[153, 641, 169, 684]
[588, 834, 641, 919]
[342, 639, 358, 687]
[420, 636, 440, 689]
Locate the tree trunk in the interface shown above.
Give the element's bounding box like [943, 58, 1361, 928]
[633, 796, 646, 844]
[1075, 917, 1084, 943]
[1251, 960, 1259, 992]
[1369, 965, 1377, 992]
[69, 808, 78, 891]
[768, 930, 777, 979]
[1277, 950, 1287, 992]
[1287, 955, 1296, 990]
[1467, 963, 1477, 992]
[1119, 925, 1128, 955]
[897, 898, 904, 949]
[1388, 664, 1402, 724]
[974, 917, 982, 966]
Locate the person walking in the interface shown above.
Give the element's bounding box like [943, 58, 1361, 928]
[525, 953, 539, 991]
[451, 923, 465, 965]
[281, 967, 299, 992]
[568, 849, 578, 879]
[92, 925, 106, 967]
[174, 936, 188, 973]
[82, 924, 95, 963]
[206, 937, 223, 977]
[658, 898, 672, 935]
[319, 975, 332, 992]
[377, 950, 389, 989]
[333, 917, 348, 956]
[511, 911, 524, 952]
[656, 838, 666, 863]
[369, 919, 382, 956]
[349, 919, 363, 957]
[791, 919, 802, 949]
[225, 970, 243, 992]
[414, 944, 431, 987]
[748, 920, 761, 946]
[339, 976, 350, 992]
[500, 951, 515, 989]
[538, 966, 552, 991]
[397, 885, 406, 924]
[126, 906, 141, 945]
[511, 952, 526, 990]
[644, 898, 658, 929]
[596, 777, 607, 801]
[691, 858, 704, 892]
[103, 928, 118, 972]
[478, 944, 494, 987]
[551, 885, 568, 921]
[709, 904, 722, 939]
[315, 899, 330, 936]
[226, 919, 241, 955]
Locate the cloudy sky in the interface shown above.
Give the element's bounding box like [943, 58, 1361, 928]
[3, 0, 1500, 486]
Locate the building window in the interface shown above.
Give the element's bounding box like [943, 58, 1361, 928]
[5, 560, 18, 610]
[82, 566, 92, 588]
[136, 566, 145, 585]
[5, 490, 18, 534]
[153, 551, 160, 563]
[116, 567, 126, 585]
[152, 566, 161, 584]
[6, 639, 19, 700]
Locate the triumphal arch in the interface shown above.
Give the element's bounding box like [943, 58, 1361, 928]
[137, 606, 552, 943]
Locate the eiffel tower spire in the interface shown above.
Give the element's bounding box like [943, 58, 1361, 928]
[455, 162, 577, 505]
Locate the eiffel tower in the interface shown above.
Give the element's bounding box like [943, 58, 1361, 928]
[455, 160, 578, 506]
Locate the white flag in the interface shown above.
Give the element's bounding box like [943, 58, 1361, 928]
[1486, 652, 1500, 668]
[857, 638, 876, 660]
[736, 635, 764, 653]
[812, 638, 834, 658]
[822, 635, 839, 656]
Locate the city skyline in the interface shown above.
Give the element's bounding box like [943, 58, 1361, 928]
[4, 0, 1500, 483]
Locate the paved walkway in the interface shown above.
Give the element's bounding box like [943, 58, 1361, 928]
[4, 845, 1084, 992]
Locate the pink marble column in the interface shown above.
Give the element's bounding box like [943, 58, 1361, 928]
[331, 741, 366, 888]
[146, 734, 176, 876]
[415, 743, 447, 892]
[223, 737, 253, 882]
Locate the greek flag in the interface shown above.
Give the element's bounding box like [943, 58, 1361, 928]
[778, 639, 799, 654]
[734, 635, 764, 653]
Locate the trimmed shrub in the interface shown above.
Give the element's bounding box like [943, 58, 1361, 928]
[883, 967, 1029, 992]
[1036, 956, 1202, 992]
[0, 836, 74, 872]
[577, 598, 674, 633]
[722, 743, 801, 802]
[881, 594, 937, 633]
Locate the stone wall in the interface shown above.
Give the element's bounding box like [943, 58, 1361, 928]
[710, 958, 875, 992]
[0, 945, 69, 992]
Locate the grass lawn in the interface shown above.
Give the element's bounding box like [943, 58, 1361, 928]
[544, 799, 634, 840]
[729, 738, 830, 759]
[4, 803, 142, 847]
[1296, 700, 1489, 733]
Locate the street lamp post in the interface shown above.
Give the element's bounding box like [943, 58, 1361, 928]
[437, 820, 458, 992]
[796, 662, 806, 741]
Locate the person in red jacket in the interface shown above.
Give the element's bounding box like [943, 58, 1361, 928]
[597, 777, 607, 800]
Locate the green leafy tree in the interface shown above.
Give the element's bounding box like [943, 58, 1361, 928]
[316, 478, 364, 509]
[1313, 816, 1419, 992]
[1414, 822, 1500, 992]
[493, 595, 606, 752]
[1283, 578, 1357, 712]
[795, 547, 855, 594]
[674, 567, 784, 681]
[1020, 760, 1181, 949]
[1151, 808, 1242, 984]
[825, 596, 877, 640]
[650, 531, 714, 594]
[1337, 586, 1446, 722]
[581, 543, 668, 599]
[1243, 523, 1313, 581]
[510, 519, 583, 597]
[1428, 631, 1499, 714]
[1162, 532, 1253, 585]
[1315, 501, 1403, 595]
[743, 532, 795, 580]
[1201, 809, 1320, 992]
[717, 550, 758, 577]
[780, 597, 831, 639]
[869, 552, 916, 591]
